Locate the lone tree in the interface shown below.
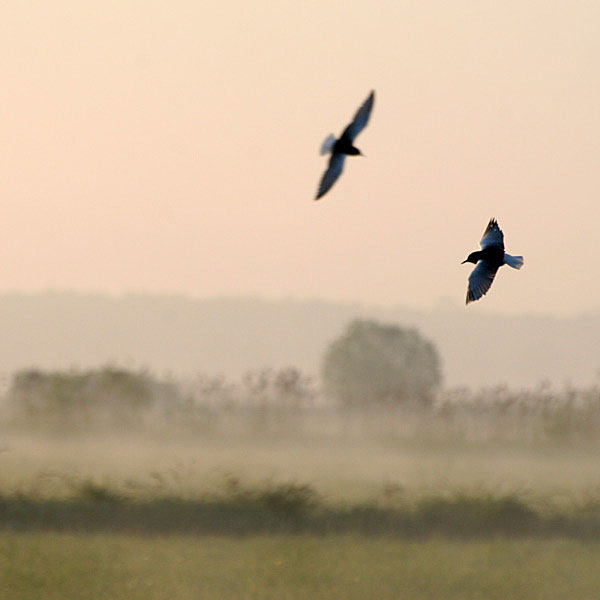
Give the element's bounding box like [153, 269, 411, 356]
[321, 319, 442, 408]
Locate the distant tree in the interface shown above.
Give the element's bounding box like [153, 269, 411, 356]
[321, 320, 442, 408]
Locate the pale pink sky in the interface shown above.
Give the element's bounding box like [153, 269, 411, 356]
[2, 1, 599, 315]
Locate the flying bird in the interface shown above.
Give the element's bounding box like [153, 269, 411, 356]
[315, 90, 375, 200]
[462, 218, 524, 304]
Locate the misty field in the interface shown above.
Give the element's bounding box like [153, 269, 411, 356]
[3, 430, 600, 504]
[4, 378, 600, 598]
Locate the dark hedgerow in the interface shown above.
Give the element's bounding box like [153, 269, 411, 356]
[1, 485, 600, 540]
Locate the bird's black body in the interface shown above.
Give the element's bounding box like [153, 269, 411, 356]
[462, 246, 505, 268]
[316, 91, 374, 200]
[333, 138, 361, 156]
[462, 218, 524, 304]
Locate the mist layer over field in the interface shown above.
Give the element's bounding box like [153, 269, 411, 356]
[3, 385, 600, 530]
[2, 423, 600, 507]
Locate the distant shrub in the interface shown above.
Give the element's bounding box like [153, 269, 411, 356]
[72, 478, 122, 503]
[241, 367, 316, 409]
[223, 477, 319, 518]
[321, 320, 442, 408]
[7, 367, 181, 429]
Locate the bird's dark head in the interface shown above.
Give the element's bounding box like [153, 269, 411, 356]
[348, 146, 363, 156]
[462, 251, 480, 265]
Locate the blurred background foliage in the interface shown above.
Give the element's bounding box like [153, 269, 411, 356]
[0, 319, 599, 447]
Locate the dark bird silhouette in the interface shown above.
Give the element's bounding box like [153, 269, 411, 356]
[462, 218, 524, 304]
[315, 90, 375, 200]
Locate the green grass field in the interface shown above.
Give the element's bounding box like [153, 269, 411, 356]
[3, 533, 600, 600]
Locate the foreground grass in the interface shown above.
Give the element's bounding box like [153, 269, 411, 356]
[2, 532, 600, 600]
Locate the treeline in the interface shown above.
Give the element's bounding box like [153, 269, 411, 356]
[3, 365, 600, 445]
[2, 366, 317, 433]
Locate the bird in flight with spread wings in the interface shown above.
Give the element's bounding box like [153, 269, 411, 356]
[462, 218, 524, 304]
[315, 90, 375, 200]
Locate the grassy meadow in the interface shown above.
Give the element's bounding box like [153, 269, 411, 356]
[3, 533, 600, 599]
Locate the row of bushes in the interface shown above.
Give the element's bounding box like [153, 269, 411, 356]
[2, 366, 317, 429]
[4, 366, 600, 443]
[2, 478, 600, 539]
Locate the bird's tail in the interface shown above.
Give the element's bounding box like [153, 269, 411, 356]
[504, 254, 524, 269]
[320, 134, 336, 155]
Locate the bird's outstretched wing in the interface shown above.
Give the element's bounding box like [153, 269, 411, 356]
[320, 134, 337, 156]
[480, 218, 504, 250]
[316, 153, 346, 200]
[340, 90, 375, 143]
[466, 260, 499, 304]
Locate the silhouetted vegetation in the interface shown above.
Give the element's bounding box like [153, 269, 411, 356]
[5, 367, 181, 430]
[3, 365, 600, 446]
[436, 382, 600, 445]
[2, 480, 600, 539]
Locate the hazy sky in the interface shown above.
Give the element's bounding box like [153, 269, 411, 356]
[3, 1, 599, 315]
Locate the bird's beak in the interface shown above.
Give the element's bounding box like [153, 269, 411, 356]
[461, 259, 468, 264]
